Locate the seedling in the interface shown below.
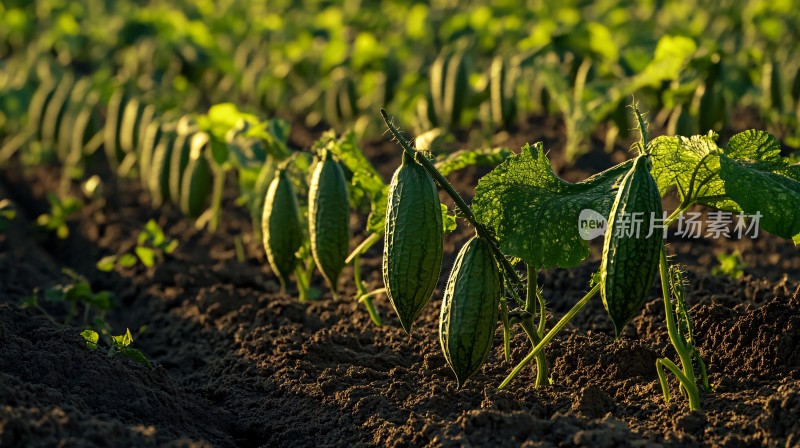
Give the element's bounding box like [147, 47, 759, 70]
[711, 250, 746, 279]
[96, 219, 178, 271]
[23, 269, 114, 326]
[80, 327, 152, 369]
[36, 192, 82, 239]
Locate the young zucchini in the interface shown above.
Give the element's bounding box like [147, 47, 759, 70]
[383, 151, 443, 333]
[600, 155, 663, 335]
[179, 132, 213, 219]
[262, 169, 303, 289]
[440, 235, 501, 388]
[308, 150, 349, 294]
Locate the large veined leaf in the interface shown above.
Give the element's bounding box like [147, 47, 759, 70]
[473, 142, 633, 268]
[649, 132, 737, 211]
[719, 130, 800, 242]
[652, 129, 800, 243]
[434, 147, 514, 177]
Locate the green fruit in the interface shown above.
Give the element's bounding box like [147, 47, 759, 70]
[103, 89, 129, 170]
[168, 131, 193, 204]
[180, 133, 213, 219]
[440, 236, 501, 388]
[119, 97, 145, 155]
[600, 155, 663, 335]
[490, 56, 518, 128]
[148, 126, 177, 206]
[262, 169, 303, 288]
[136, 105, 156, 154]
[430, 50, 469, 128]
[28, 80, 57, 140]
[308, 150, 349, 293]
[139, 120, 162, 190]
[41, 74, 73, 157]
[383, 151, 443, 333]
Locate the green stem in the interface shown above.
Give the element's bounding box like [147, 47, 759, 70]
[524, 264, 549, 387]
[345, 232, 381, 264]
[295, 263, 311, 302]
[519, 317, 549, 387]
[208, 167, 226, 233]
[499, 283, 601, 390]
[656, 358, 701, 410]
[659, 244, 701, 410]
[381, 109, 525, 306]
[499, 292, 512, 363]
[353, 254, 382, 326]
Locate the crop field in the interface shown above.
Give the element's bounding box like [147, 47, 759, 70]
[2, 0, 800, 447]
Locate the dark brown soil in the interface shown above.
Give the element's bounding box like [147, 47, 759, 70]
[1, 118, 799, 447]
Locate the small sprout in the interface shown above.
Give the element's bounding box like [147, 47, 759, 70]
[712, 250, 746, 279]
[96, 220, 177, 271]
[81, 329, 99, 350]
[37, 193, 82, 239]
[80, 327, 152, 369]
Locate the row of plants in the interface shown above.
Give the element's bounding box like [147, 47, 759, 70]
[375, 108, 799, 412]
[2, 0, 800, 161]
[2, 40, 799, 411]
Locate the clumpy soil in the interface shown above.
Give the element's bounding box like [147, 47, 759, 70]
[1, 118, 799, 447]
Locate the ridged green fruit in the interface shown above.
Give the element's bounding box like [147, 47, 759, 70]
[308, 150, 349, 293]
[440, 236, 501, 388]
[139, 120, 162, 189]
[262, 169, 303, 288]
[148, 126, 177, 206]
[383, 151, 443, 334]
[103, 89, 129, 170]
[600, 155, 663, 335]
[119, 97, 145, 154]
[41, 74, 73, 155]
[28, 80, 57, 140]
[180, 133, 212, 218]
[168, 131, 192, 204]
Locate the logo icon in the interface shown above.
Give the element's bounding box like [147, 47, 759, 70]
[578, 209, 607, 240]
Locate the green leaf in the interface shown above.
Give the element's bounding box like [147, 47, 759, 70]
[135, 247, 156, 268]
[88, 291, 113, 310]
[714, 130, 800, 240]
[473, 142, 633, 268]
[649, 133, 738, 210]
[80, 329, 99, 350]
[720, 157, 800, 240]
[80, 329, 99, 343]
[65, 281, 93, 302]
[163, 239, 179, 254]
[434, 147, 514, 177]
[117, 348, 152, 368]
[441, 203, 457, 233]
[44, 286, 66, 302]
[112, 328, 134, 348]
[96, 255, 118, 272]
[117, 253, 138, 267]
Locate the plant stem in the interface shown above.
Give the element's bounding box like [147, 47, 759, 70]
[499, 283, 600, 390]
[380, 109, 525, 306]
[658, 244, 701, 410]
[524, 264, 549, 387]
[353, 254, 382, 326]
[345, 232, 381, 264]
[208, 166, 226, 233]
[519, 317, 549, 387]
[294, 263, 311, 302]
